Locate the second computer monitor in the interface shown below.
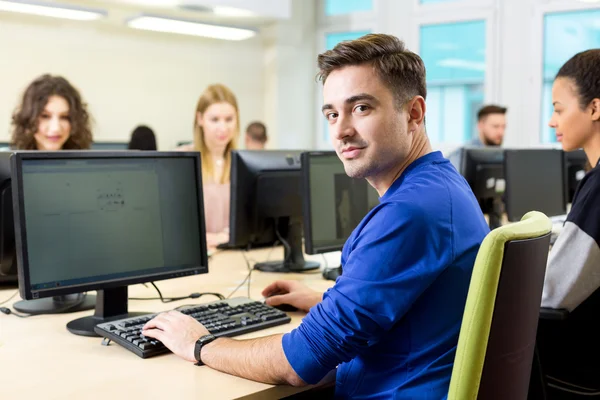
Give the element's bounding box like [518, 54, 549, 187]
[228, 150, 319, 273]
[302, 151, 378, 254]
[504, 149, 566, 221]
[564, 149, 587, 204]
[457, 147, 505, 229]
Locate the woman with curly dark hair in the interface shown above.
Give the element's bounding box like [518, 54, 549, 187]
[11, 74, 93, 150]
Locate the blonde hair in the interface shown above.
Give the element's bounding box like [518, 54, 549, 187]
[193, 84, 239, 184]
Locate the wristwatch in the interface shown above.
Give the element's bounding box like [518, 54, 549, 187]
[194, 334, 217, 366]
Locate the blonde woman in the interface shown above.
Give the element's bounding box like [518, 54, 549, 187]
[181, 84, 239, 248]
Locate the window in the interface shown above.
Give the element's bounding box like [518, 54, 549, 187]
[541, 9, 600, 143]
[420, 20, 486, 144]
[325, 31, 371, 51]
[325, 0, 373, 16]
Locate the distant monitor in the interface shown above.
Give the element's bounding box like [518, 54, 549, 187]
[504, 149, 566, 222]
[0, 155, 16, 284]
[11, 151, 208, 336]
[302, 151, 378, 254]
[564, 149, 588, 204]
[228, 150, 319, 273]
[457, 147, 505, 229]
[176, 141, 193, 148]
[91, 142, 128, 150]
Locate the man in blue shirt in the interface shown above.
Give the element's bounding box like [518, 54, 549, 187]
[142, 33, 489, 398]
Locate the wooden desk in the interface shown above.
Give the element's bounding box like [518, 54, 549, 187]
[0, 248, 334, 399]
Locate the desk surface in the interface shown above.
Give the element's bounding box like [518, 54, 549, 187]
[0, 248, 334, 399]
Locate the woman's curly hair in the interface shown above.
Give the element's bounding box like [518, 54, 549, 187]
[11, 74, 93, 150]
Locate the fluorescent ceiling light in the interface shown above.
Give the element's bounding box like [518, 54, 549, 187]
[212, 6, 255, 18]
[127, 15, 256, 41]
[0, 0, 106, 21]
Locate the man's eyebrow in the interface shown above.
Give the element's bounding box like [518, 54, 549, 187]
[321, 93, 379, 113]
[345, 93, 378, 105]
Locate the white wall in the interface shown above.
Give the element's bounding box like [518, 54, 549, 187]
[0, 15, 265, 151]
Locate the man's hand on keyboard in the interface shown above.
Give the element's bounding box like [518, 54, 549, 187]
[142, 310, 209, 363]
[262, 280, 323, 312]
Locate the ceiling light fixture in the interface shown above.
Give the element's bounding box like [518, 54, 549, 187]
[212, 6, 255, 18]
[0, 0, 106, 21]
[126, 14, 257, 41]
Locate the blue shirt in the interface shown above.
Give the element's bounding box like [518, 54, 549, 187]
[282, 151, 489, 399]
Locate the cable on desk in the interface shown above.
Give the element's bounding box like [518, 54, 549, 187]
[226, 251, 254, 299]
[0, 290, 18, 306]
[129, 282, 224, 303]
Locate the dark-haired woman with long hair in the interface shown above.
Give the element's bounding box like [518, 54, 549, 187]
[11, 74, 93, 150]
[538, 49, 600, 395]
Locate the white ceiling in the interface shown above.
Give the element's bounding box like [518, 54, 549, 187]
[83, 0, 291, 25]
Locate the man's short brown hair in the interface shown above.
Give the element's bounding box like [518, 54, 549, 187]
[477, 105, 507, 121]
[317, 33, 426, 106]
[246, 121, 267, 143]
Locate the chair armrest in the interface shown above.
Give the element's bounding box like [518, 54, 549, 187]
[539, 307, 569, 320]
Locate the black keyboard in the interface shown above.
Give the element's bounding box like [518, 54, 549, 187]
[94, 297, 291, 359]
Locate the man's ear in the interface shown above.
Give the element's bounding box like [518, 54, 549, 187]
[407, 96, 426, 132]
[590, 98, 600, 122]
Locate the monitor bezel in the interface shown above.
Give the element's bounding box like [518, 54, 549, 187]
[301, 150, 347, 255]
[11, 151, 208, 300]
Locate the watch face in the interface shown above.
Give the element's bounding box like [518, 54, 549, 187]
[200, 334, 215, 344]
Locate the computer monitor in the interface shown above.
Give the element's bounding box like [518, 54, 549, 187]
[0, 153, 17, 284]
[504, 149, 566, 222]
[176, 140, 193, 148]
[456, 147, 505, 229]
[11, 151, 208, 336]
[302, 151, 378, 254]
[228, 150, 319, 273]
[90, 142, 128, 150]
[564, 149, 588, 204]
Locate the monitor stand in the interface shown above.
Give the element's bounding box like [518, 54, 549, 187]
[67, 286, 148, 337]
[254, 217, 320, 273]
[488, 197, 504, 230]
[13, 293, 96, 315]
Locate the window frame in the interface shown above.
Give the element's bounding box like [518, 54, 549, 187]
[414, 7, 498, 146]
[529, 1, 600, 145]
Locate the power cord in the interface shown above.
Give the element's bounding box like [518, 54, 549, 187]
[0, 290, 18, 306]
[130, 282, 225, 303]
[0, 307, 30, 318]
[227, 251, 254, 299]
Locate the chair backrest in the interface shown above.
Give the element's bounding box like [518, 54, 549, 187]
[448, 211, 552, 400]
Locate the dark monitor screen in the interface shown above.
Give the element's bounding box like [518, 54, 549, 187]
[302, 151, 378, 254]
[0, 154, 16, 283]
[504, 149, 566, 221]
[564, 149, 587, 204]
[91, 142, 128, 150]
[457, 147, 505, 228]
[228, 150, 319, 273]
[11, 151, 207, 335]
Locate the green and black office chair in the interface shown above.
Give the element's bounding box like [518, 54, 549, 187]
[449, 211, 552, 400]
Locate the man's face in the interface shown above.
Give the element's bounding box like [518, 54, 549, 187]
[478, 113, 506, 146]
[322, 64, 411, 182]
